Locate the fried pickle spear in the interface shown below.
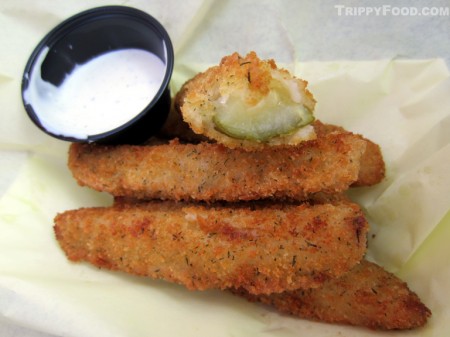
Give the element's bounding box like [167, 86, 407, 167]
[68, 132, 366, 202]
[313, 121, 385, 186]
[177, 51, 317, 149]
[232, 260, 431, 330]
[161, 106, 385, 188]
[54, 200, 368, 294]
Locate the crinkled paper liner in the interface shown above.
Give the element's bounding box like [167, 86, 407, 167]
[1, 1, 450, 336]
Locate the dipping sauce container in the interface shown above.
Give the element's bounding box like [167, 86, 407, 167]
[21, 6, 174, 144]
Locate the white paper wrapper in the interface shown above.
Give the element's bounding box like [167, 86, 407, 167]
[1, 1, 450, 336]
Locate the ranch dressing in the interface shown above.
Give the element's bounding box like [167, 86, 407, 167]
[23, 48, 166, 139]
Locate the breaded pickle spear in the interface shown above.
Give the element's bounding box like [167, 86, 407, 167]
[54, 200, 368, 294]
[68, 132, 366, 202]
[161, 112, 385, 188]
[313, 121, 385, 187]
[177, 51, 317, 149]
[232, 260, 431, 330]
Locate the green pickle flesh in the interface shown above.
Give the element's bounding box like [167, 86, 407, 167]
[213, 90, 314, 142]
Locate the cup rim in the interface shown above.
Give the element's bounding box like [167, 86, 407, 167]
[21, 5, 174, 143]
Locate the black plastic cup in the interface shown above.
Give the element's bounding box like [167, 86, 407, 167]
[21, 6, 174, 144]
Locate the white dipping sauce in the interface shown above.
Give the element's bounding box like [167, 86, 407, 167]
[24, 48, 166, 139]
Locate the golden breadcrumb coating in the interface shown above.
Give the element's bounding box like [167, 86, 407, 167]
[68, 131, 366, 202]
[177, 51, 317, 149]
[313, 120, 385, 186]
[232, 260, 431, 330]
[160, 114, 385, 187]
[54, 199, 368, 294]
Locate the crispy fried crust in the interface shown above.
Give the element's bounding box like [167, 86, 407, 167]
[160, 112, 385, 188]
[177, 51, 317, 149]
[232, 260, 431, 330]
[355, 140, 385, 186]
[68, 132, 366, 202]
[54, 200, 368, 294]
[313, 121, 385, 186]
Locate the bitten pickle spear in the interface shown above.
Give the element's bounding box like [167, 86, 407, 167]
[177, 51, 316, 149]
